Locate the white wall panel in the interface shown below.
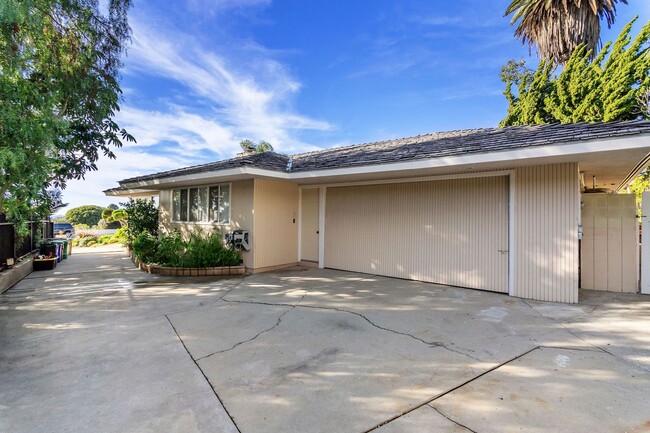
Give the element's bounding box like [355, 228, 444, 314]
[514, 164, 580, 303]
[581, 193, 638, 293]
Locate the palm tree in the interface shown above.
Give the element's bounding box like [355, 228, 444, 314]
[505, 0, 627, 65]
[239, 139, 274, 154]
[239, 139, 256, 153]
[256, 140, 274, 153]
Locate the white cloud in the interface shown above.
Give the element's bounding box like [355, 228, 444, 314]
[185, 0, 271, 14]
[116, 106, 236, 155]
[62, 9, 331, 209]
[60, 147, 188, 210]
[126, 19, 332, 152]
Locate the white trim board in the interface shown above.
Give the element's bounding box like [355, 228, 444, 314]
[299, 170, 513, 189]
[318, 187, 326, 269]
[508, 172, 516, 296]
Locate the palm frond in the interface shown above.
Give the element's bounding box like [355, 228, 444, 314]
[506, 0, 628, 64]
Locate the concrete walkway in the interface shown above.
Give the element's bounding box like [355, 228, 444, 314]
[1, 245, 650, 432]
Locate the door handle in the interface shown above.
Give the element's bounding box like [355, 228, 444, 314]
[498, 250, 509, 254]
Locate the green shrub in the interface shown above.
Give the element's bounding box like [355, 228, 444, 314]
[123, 198, 159, 246]
[156, 231, 184, 266]
[132, 232, 158, 263]
[77, 235, 99, 247]
[86, 240, 97, 247]
[176, 231, 241, 267]
[112, 227, 128, 245]
[134, 230, 242, 268]
[96, 234, 113, 244]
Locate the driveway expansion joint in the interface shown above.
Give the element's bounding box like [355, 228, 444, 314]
[520, 299, 650, 373]
[164, 314, 242, 433]
[428, 405, 478, 433]
[363, 346, 541, 432]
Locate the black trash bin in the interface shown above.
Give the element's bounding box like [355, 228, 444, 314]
[40, 242, 58, 258]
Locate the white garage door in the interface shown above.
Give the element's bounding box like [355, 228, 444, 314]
[324, 176, 509, 293]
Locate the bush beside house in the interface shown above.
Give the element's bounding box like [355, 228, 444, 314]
[131, 231, 241, 269]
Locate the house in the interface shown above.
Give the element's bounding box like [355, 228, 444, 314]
[105, 120, 650, 303]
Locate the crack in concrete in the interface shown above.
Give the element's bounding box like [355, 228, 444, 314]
[219, 297, 483, 362]
[198, 293, 307, 360]
[197, 307, 295, 361]
[428, 405, 478, 433]
[165, 315, 242, 433]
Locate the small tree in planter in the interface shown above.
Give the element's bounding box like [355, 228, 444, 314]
[122, 198, 158, 246]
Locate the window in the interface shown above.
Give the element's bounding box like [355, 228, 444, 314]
[172, 184, 230, 223]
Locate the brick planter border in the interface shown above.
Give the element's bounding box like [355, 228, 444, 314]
[130, 253, 245, 276]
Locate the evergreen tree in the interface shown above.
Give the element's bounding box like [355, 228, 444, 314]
[500, 18, 649, 127]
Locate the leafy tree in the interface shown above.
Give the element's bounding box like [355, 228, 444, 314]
[0, 0, 134, 230]
[65, 205, 104, 227]
[100, 206, 124, 228]
[123, 198, 158, 245]
[239, 139, 275, 154]
[111, 209, 128, 224]
[500, 18, 649, 127]
[505, 0, 627, 65]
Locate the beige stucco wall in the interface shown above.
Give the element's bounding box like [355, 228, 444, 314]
[513, 163, 580, 303]
[153, 162, 581, 302]
[324, 176, 510, 292]
[253, 179, 300, 270]
[158, 179, 255, 268]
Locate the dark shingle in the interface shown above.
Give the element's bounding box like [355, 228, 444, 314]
[119, 120, 650, 184]
[121, 152, 290, 184]
[290, 120, 650, 172]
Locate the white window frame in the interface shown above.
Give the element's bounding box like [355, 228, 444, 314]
[171, 183, 231, 225]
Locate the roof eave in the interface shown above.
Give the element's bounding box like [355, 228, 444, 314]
[115, 133, 650, 191]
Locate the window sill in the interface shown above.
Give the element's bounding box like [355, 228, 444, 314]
[171, 221, 230, 226]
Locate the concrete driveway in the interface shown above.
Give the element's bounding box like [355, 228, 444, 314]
[1, 245, 649, 433]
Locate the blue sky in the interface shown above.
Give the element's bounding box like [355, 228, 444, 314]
[62, 0, 649, 211]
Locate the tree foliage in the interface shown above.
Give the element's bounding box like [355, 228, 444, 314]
[123, 198, 158, 246]
[239, 139, 274, 154]
[65, 205, 104, 227]
[500, 18, 650, 127]
[0, 0, 134, 227]
[101, 206, 125, 228]
[505, 0, 627, 64]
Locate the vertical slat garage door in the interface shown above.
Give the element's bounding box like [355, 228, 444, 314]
[324, 176, 509, 293]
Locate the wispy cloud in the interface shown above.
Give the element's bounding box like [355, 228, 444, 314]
[61, 6, 332, 209]
[60, 147, 190, 209]
[412, 16, 462, 26]
[116, 106, 235, 155]
[126, 18, 332, 152]
[185, 0, 271, 14]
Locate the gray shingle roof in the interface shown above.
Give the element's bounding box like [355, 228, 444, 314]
[120, 151, 290, 184]
[120, 120, 650, 184]
[290, 120, 650, 172]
